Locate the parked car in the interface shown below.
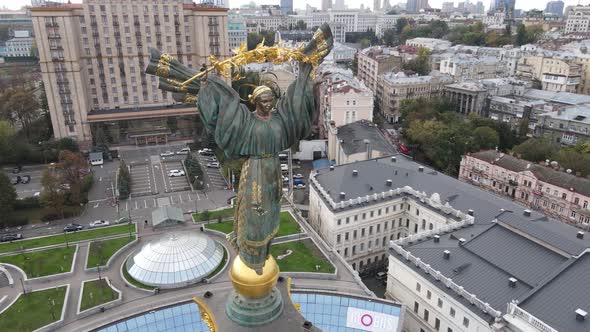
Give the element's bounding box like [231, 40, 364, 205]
[10, 177, 20, 185]
[206, 162, 221, 168]
[0, 233, 23, 242]
[33, 191, 41, 197]
[294, 183, 306, 190]
[293, 173, 304, 179]
[375, 271, 387, 280]
[89, 220, 110, 228]
[198, 148, 214, 156]
[293, 179, 305, 186]
[63, 223, 84, 232]
[176, 147, 191, 155]
[168, 169, 185, 177]
[282, 176, 289, 183]
[205, 157, 218, 162]
[20, 175, 31, 184]
[160, 151, 175, 157]
[12, 166, 21, 173]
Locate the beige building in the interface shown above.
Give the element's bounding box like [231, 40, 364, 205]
[565, 5, 590, 34]
[357, 46, 402, 93]
[327, 120, 395, 165]
[517, 53, 581, 93]
[376, 72, 452, 123]
[439, 54, 507, 81]
[31, 1, 229, 149]
[316, 66, 373, 138]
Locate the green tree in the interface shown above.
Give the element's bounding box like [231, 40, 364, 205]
[40, 168, 66, 218]
[553, 148, 590, 177]
[56, 150, 89, 205]
[512, 137, 558, 162]
[55, 137, 79, 152]
[403, 47, 430, 75]
[516, 24, 527, 46]
[382, 28, 397, 46]
[396, 18, 409, 34]
[359, 37, 371, 48]
[0, 171, 17, 217]
[92, 125, 110, 153]
[0, 88, 39, 141]
[295, 20, 307, 30]
[473, 126, 500, 150]
[0, 120, 16, 164]
[117, 160, 131, 200]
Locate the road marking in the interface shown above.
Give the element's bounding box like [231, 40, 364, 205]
[94, 203, 99, 208]
[196, 193, 200, 200]
[144, 200, 147, 208]
[125, 202, 128, 211]
[179, 195, 184, 203]
[135, 201, 138, 209]
[99, 177, 102, 182]
[153, 198, 157, 207]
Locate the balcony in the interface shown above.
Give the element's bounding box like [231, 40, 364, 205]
[209, 32, 219, 37]
[51, 57, 65, 62]
[60, 100, 72, 105]
[48, 34, 61, 39]
[113, 21, 119, 27]
[508, 179, 518, 186]
[45, 22, 59, 28]
[58, 89, 71, 94]
[49, 45, 63, 51]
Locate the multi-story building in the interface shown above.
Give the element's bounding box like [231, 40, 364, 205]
[5, 31, 34, 57]
[0, 10, 33, 40]
[545, 1, 564, 16]
[376, 72, 452, 123]
[227, 14, 246, 51]
[406, 0, 429, 13]
[536, 104, 590, 145]
[321, 0, 332, 12]
[31, 1, 229, 149]
[439, 54, 508, 81]
[280, 0, 293, 15]
[443, 81, 489, 116]
[326, 120, 395, 165]
[316, 66, 373, 138]
[517, 53, 581, 92]
[357, 46, 402, 93]
[388, 201, 590, 332]
[405, 37, 452, 52]
[565, 5, 590, 34]
[441, 2, 455, 13]
[460, 150, 590, 226]
[325, 42, 356, 63]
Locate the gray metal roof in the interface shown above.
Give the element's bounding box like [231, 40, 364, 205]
[316, 155, 590, 329]
[336, 121, 396, 156]
[151, 206, 185, 227]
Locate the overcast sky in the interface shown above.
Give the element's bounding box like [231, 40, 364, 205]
[2, 0, 587, 12]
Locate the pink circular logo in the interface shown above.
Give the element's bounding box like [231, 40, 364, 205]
[361, 314, 373, 326]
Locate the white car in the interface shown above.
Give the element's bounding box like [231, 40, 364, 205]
[295, 183, 306, 190]
[89, 220, 110, 228]
[206, 162, 221, 168]
[168, 169, 185, 177]
[293, 173, 304, 179]
[280, 164, 288, 171]
[176, 147, 191, 155]
[160, 151, 174, 157]
[282, 176, 289, 182]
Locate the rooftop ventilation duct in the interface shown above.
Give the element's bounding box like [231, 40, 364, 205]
[524, 209, 531, 217]
[418, 166, 424, 172]
[459, 238, 466, 245]
[340, 192, 346, 199]
[577, 231, 585, 240]
[443, 250, 450, 259]
[391, 156, 396, 162]
[386, 179, 392, 186]
[508, 277, 517, 288]
[352, 170, 358, 176]
[468, 209, 474, 216]
[329, 166, 334, 171]
[576, 308, 587, 322]
[434, 235, 440, 243]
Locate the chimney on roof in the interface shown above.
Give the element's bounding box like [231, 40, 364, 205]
[576, 308, 588, 322]
[508, 277, 518, 288]
[443, 250, 450, 259]
[386, 179, 392, 186]
[418, 166, 424, 172]
[577, 231, 585, 239]
[524, 209, 531, 217]
[352, 170, 358, 177]
[468, 209, 474, 216]
[391, 156, 397, 163]
[394, 170, 398, 175]
[329, 166, 334, 171]
[434, 235, 440, 243]
[459, 238, 466, 245]
[340, 192, 346, 199]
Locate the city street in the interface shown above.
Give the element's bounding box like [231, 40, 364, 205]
[195, 153, 227, 190]
[4, 165, 44, 198]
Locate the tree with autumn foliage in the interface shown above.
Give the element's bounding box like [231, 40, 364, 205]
[55, 150, 90, 205]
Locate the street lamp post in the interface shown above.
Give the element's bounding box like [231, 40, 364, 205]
[20, 277, 26, 295]
[48, 298, 55, 320]
[97, 263, 102, 281]
[64, 231, 69, 248]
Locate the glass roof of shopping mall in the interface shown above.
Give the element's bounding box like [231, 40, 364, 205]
[291, 292, 402, 332]
[95, 291, 403, 332]
[126, 231, 224, 289]
[96, 302, 208, 332]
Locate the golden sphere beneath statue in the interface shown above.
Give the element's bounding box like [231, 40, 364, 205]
[229, 255, 279, 299]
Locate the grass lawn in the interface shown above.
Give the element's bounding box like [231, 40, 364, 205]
[122, 258, 156, 291]
[271, 239, 335, 273]
[204, 212, 301, 237]
[86, 235, 136, 269]
[0, 286, 67, 331]
[0, 224, 135, 254]
[206, 247, 228, 279]
[0, 246, 76, 278]
[193, 207, 234, 222]
[80, 279, 119, 312]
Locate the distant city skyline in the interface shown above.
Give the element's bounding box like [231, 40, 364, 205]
[3, 0, 588, 11]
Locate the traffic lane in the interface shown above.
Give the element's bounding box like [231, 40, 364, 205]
[195, 154, 227, 190]
[88, 161, 119, 201]
[292, 160, 314, 206]
[120, 144, 188, 162]
[5, 165, 44, 198]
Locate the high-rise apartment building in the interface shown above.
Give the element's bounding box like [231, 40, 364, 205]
[321, 0, 333, 11]
[31, 1, 229, 149]
[280, 0, 293, 14]
[334, 0, 346, 10]
[545, 0, 564, 17]
[373, 0, 381, 12]
[406, 0, 429, 13]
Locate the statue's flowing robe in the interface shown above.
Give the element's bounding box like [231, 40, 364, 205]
[197, 63, 315, 270]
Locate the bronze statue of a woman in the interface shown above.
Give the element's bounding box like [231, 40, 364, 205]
[146, 24, 332, 325]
